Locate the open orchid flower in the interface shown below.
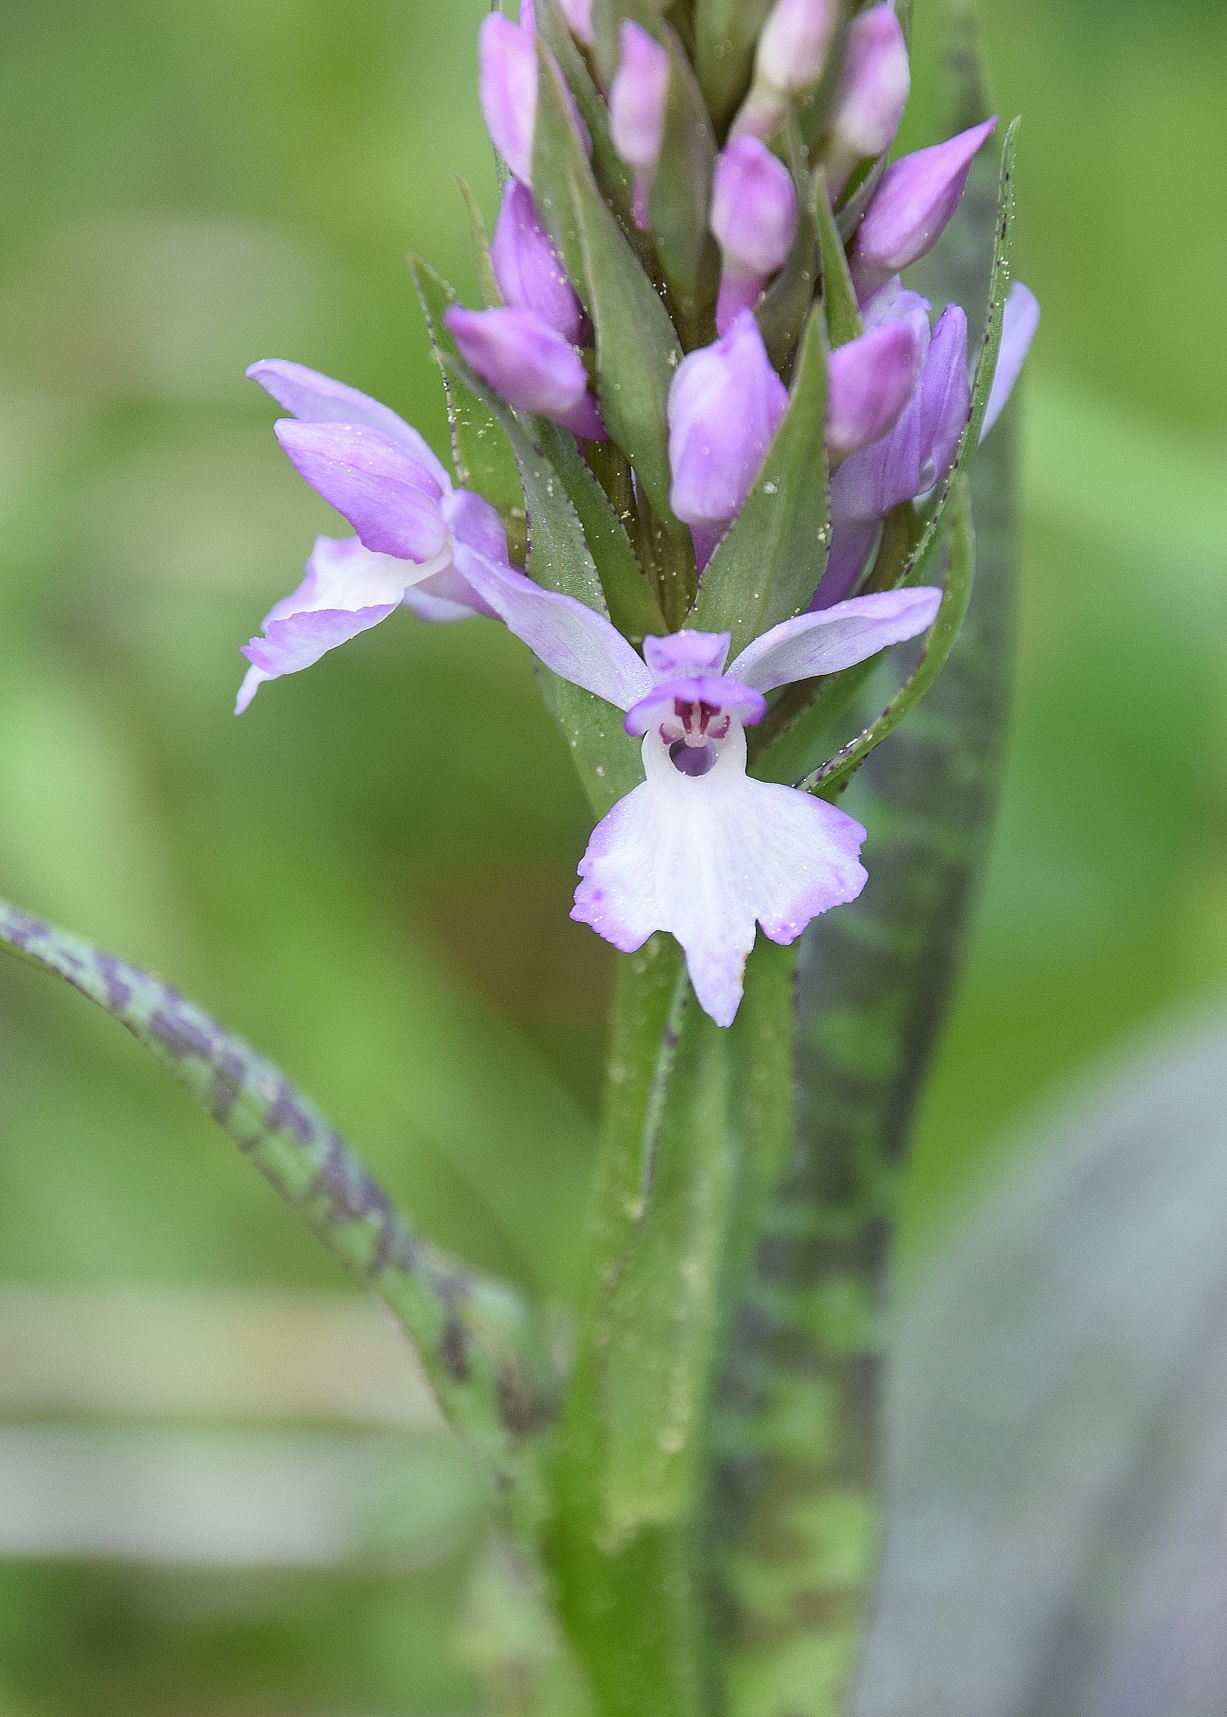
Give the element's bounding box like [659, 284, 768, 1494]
[449, 544, 941, 1025]
[236, 360, 500, 713]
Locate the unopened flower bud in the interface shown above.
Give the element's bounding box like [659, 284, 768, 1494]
[479, 14, 538, 186]
[824, 4, 910, 198]
[711, 137, 799, 334]
[731, 0, 837, 140]
[610, 21, 670, 229]
[668, 310, 788, 564]
[491, 180, 587, 345]
[445, 305, 605, 441]
[851, 118, 997, 298]
[826, 319, 921, 463]
[559, 0, 595, 47]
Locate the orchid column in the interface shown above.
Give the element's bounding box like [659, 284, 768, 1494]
[0, 4, 1036, 1716]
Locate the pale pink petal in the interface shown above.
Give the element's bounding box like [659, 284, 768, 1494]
[729, 585, 941, 691]
[573, 725, 867, 1026]
[246, 359, 451, 491]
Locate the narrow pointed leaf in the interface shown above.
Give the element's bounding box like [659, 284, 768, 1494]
[756, 127, 821, 375]
[648, 26, 721, 334]
[693, 0, 773, 134]
[688, 303, 831, 651]
[814, 168, 863, 347]
[0, 900, 548, 1484]
[457, 178, 503, 310]
[535, 0, 641, 240]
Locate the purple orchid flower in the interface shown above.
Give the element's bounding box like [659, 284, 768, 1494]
[490, 179, 588, 345]
[823, 3, 911, 198]
[710, 136, 799, 334]
[559, 0, 595, 47]
[444, 304, 606, 440]
[479, 11, 589, 189]
[235, 360, 501, 712]
[445, 544, 941, 1025]
[850, 118, 998, 301]
[610, 21, 671, 230]
[815, 276, 1040, 607]
[668, 310, 789, 569]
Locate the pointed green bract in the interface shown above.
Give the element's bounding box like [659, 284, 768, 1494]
[803, 473, 975, 798]
[693, 0, 772, 134]
[457, 178, 504, 310]
[0, 899, 547, 1488]
[814, 168, 863, 348]
[689, 303, 831, 651]
[756, 128, 821, 376]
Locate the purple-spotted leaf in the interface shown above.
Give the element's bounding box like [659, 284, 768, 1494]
[0, 899, 548, 1485]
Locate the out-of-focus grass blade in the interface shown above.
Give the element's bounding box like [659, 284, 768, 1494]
[856, 1007, 1227, 1717]
[0, 900, 549, 1489]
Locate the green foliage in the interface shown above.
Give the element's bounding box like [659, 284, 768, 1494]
[0, 902, 549, 1492]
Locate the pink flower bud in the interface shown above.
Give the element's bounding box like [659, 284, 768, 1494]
[668, 310, 789, 563]
[479, 14, 538, 186]
[445, 305, 605, 441]
[711, 137, 799, 334]
[610, 21, 670, 229]
[490, 180, 587, 345]
[825, 4, 910, 197]
[731, 0, 836, 139]
[757, 0, 837, 94]
[826, 320, 922, 463]
[851, 118, 997, 297]
[559, 0, 595, 47]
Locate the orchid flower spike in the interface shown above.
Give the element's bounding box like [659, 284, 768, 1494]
[851, 118, 997, 300]
[490, 180, 588, 345]
[235, 361, 503, 713]
[710, 137, 799, 334]
[822, 3, 911, 198]
[443, 544, 940, 1024]
[444, 305, 606, 441]
[732, 0, 837, 140]
[609, 21, 670, 230]
[668, 310, 788, 569]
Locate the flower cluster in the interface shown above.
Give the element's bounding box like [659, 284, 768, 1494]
[237, 0, 1037, 1026]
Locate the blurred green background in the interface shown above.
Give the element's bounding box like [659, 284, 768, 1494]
[0, 0, 1223, 1709]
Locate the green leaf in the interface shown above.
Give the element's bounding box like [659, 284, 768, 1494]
[438, 352, 644, 817]
[409, 257, 527, 563]
[688, 303, 831, 652]
[894, 117, 1020, 591]
[0, 900, 548, 1486]
[813, 167, 863, 347]
[535, 0, 641, 242]
[801, 472, 975, 798]
[546, 941, 704, 1717]
[457, 178, 503, 309]
[755, 128, 821, 375]
[602, 997, 732, 1537]
[648, 28, 720, 337]
[693, 0, 773, 134]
